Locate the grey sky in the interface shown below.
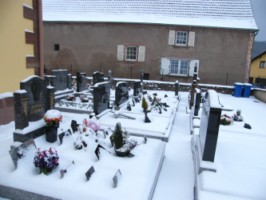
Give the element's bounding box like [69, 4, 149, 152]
[251, 0, 266, 41]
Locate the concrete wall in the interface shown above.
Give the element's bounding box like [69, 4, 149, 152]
[43, 22, 252, 85]
[253, 89, 266, 103]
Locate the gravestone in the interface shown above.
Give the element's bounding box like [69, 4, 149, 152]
[85, 166, 95, 181]
[140, 70, 144, 94]
[52, 69, 71, 91]
[13, 76, 55, 142]
[60, 160, 75, 178]
[199, 90, 222, 162]
[108, 69, 113, 88]
[93, 81, 110, 115]
[194, 89, 201, 116]
[44, 75, 56, 88]
[76, 72, 87, 92]
[189, 72, 199, 109]
[93, 71, 105, 85]
[113, 169, 122, 188]
[133, 81, 141, 96]
[175, 81, 179, 96]
[9, 139, 36, 168]
[115, 81, 129, 107]
[58, 129, 71, 144]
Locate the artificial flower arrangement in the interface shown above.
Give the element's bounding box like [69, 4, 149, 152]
[33, 148, 59, 175]
[232, 110, 243, 122]
[83, 116, 100, 132]
[44, 109, 63, 126]
[220, 114, 233, 125]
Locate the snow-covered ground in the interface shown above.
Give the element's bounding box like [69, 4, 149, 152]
[0, 91, 266, 200]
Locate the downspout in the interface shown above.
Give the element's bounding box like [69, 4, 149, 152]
[38, 0, 44, 78]
[244, 31, 255, 83]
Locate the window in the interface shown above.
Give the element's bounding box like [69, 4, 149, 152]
[168, 30, 195, 47]
[161, 58, 199, 77]
[125, 46, 137, 61]
[170, 59, 189, 75]
[176, 31, 188, 46]
[54, 44, 60, 51]
[117, 45, 146, 62]
[259, 61, 265, 68]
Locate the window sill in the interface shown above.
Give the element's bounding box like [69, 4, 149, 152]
[169, 74, 191, 77]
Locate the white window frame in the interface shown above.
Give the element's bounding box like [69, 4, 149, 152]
[125, 46, 138, 62]
[170, 59, 189, 76]
[259, 61, 266, 68]
[168, 30, 195, 47]
[117, 45, 146, 62]
[176, 31, 188, 46]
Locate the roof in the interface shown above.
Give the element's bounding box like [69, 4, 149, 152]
[252, 50, 266, 61]
[42, 0, 258, 30]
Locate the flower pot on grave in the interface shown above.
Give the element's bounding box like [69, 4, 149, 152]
[115, 148, 131, 157]
[45, 125, 58, 143]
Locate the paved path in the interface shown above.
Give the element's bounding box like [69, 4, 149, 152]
[153, 93, 194, 200]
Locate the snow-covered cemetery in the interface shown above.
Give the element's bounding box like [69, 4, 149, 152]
[1, 0, 266, 200]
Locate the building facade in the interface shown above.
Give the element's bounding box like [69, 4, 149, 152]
[42, 0, 257, 85]
[250, 51, 266, 87]
[0, 0, 43, 124]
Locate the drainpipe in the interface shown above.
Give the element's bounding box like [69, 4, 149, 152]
[38, 0, 44, 78]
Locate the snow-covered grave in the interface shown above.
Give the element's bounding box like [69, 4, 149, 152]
[191, 90, 266, 200]
[0, 108, 166, 200]
[99, 91, 179, 141]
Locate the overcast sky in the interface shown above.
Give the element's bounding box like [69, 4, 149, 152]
[251, 0, 266, 41]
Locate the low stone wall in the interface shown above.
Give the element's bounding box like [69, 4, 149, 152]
[253, 88, 266, 103]
[0, 93, 14, 125]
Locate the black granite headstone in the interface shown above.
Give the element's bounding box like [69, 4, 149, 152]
[71, 120, 79, 133]
[194, 90, 201, 116]
[85, 166, 95, 181]
[13, 76, 55, 142]
[108, 69, 113, 88]
[133, 81, 141, 96]
[115, 82, 129, 107]
[52, 69, 69, 91]
[199, 90, 222, 162]
[93, 71, 105, 85]
[20, 76, 47, 121]
[77, 72, 87, 92]
[58, 129, 71, 144]
[93, 81, 110, 115]
[175, 81, 179, 96]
